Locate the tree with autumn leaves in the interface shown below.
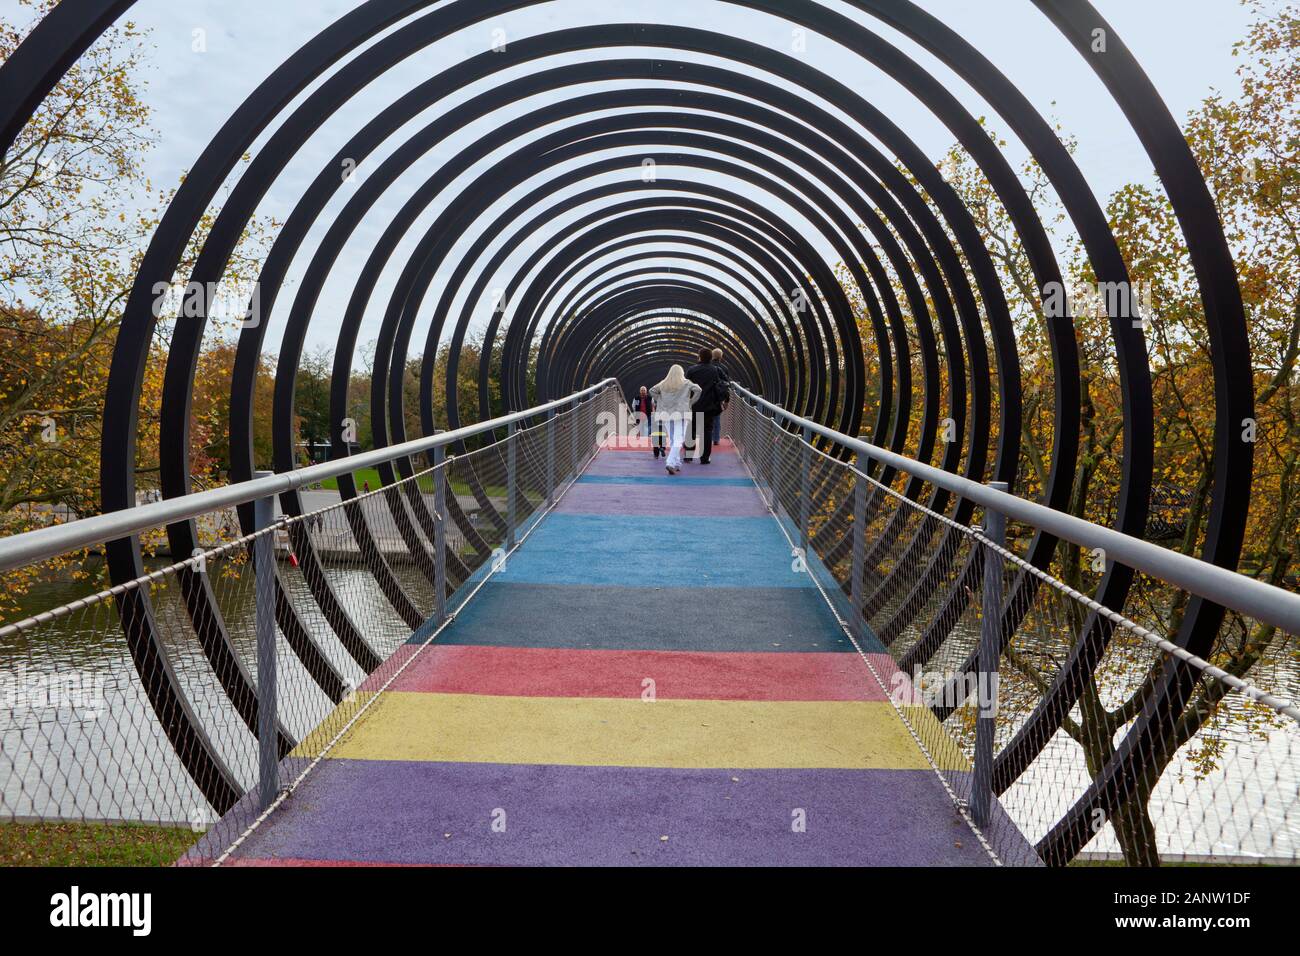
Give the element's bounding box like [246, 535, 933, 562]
[0, 2, 275, 612]
[1, 4, 151, 521]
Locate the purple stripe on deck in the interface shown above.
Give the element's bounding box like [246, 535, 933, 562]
[226, 760, 991, 866]
[555, 481, 769, 516]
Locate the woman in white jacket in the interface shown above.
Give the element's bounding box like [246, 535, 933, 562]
[649, 364, 701, 475]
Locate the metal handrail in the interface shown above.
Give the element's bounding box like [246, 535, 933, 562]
[732, 383, 1300, 636]
[0, 379, 619, 573]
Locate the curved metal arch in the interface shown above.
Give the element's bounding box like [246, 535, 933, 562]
[322, 76, 863, 522]
[552, 285, 775, 394]
[1028, 0, 1252, 865]
[460, 175, 852, 434]
[539, 275, 777, 390]
[513, 126, 891, 424]
[455, 181, 840, 418]
[0, 0, 1250, 862]
[279, 22, 1019, 468]
[586, 314, 764, 385]
[543, 276, 774, 381]
[526, 236, 800, 402]
[494, 203, 845, 430]
[506, 225, 806, 408]
[366, 124, 863, 442]
[0, 0, 135, 152]
[527, 250, 792, 400]
[595, 320, 765, 400]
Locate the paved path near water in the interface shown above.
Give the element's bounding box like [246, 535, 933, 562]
[220, 441, 990, 865]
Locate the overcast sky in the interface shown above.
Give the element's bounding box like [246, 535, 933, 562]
[2, 0, 1267, 366]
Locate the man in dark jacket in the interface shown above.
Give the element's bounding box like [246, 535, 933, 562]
[710, 347, 730, 447]
[685, 347, 727, 464]
[632, 386, 664, 457]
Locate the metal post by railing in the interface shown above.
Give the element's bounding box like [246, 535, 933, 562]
[571, 396, 580, 476]
[546, 408, 556, 505]
[800, 424, 812, 550]
[744, 403, 755, 479]
[851, 469, 867, 640]
[731, 404, 741, 461]
[506, 417, 517, 549]
[972, 480, 1008, 829]
[432, 445, 448, 626]
[252, 471, 278, 810]
[759, 407, 773, 503]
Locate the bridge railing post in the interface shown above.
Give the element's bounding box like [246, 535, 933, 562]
[506, 417, 517, 549]
[851, 468, 867, 639]
[743, 403, 754, 480]
[800, 424, 812, 551]
[252, 471, 278, 811]
[731, 401, 743, 463]
[432, 445, 448, 626]
[759, 407, 773, 505]
[766, 410, 777, 502]
[973, 480, 1008, 829]
[571, 396, 580, 477]
[546, 408, 556, 505]
[751, 403, 766, 500]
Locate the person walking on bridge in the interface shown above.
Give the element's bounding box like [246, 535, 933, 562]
[632, 385, 663, 458]
[649, 364, 700, 475]
[709, 347, 730, 449]
[685, 347, 727, 465]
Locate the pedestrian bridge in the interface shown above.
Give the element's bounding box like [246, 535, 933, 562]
[195, 438, 995, 867]
[2, 385, 1294, 867]
[2, 0, 1299, 869]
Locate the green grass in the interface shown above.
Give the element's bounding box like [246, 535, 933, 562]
[318, 467, 383, 492]
[317, 467, 507, 498]
[451, 480, 508, 498]
[0, 821, 199, 866]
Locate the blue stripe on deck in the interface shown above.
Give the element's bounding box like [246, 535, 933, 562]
[494, 513, 812, 588]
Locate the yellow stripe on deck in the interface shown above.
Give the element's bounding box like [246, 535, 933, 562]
[317, 692, 951, 770]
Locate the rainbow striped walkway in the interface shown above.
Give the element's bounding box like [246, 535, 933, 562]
[221, 440, 992, 866]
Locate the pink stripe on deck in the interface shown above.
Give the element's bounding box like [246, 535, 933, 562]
[380, 644, 888, 701]
[354, 644, 422, 693]
[600, 438, 735, 451]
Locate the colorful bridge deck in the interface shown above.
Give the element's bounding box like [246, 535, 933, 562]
[220, 441, 992, 866]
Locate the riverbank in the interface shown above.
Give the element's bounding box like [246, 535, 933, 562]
[0, 820, 197, 866]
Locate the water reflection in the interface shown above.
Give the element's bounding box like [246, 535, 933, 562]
[1, 556, 428, 826]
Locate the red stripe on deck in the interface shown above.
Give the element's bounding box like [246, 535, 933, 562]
[380, 644, 886, 701]
[865, 652, 924, 705]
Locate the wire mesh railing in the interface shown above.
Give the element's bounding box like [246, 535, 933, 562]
[725, 389, 1300, 867]
[0, 381, 621, 866]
